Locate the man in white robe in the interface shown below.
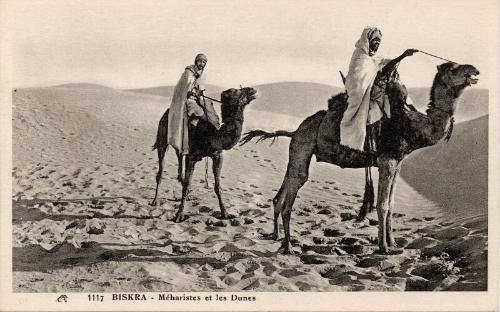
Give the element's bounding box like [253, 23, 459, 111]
[340, 27, 417, 150]
[167, 53, 220, 155]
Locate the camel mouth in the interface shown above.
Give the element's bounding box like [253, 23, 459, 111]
[465, 72, 479, 85]
[463, 66, 479, 85]
[246, 89, 258, 101]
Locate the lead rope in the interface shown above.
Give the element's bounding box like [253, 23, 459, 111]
[417, 50, 457, 63]
[432, 106, 455, 142]
[444, 117, 455, 142]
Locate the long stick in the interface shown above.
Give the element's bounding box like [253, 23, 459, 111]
[418, 50, 457, 63]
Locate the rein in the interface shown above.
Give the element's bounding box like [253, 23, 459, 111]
[418, 50, 457, 64]
[202, 95, 222, 104]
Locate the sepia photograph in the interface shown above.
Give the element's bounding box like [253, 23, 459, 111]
[0, 0, 498, 311]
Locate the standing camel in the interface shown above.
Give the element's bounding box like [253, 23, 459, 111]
[151, 87, 258, 222]
[240, 62, 479, 254]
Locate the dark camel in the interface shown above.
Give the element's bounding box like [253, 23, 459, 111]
[151, 87, 258, 222]
[240, 62, 479, 254]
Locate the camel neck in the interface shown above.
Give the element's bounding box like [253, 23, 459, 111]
[216, 106, 245, 150]
[429, 79, 465, 116]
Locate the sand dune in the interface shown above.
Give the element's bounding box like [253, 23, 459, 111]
[407, 88, 488, 123]
[401, 116, 488, 218]
[127, 82, 488, 123]
[11, 84, 487, 292]
[126, 84, 224, 100]
[249, 82, 343, 118]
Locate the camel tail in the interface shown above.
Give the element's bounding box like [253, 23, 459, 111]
[239, 129, 295, 146]
[153, 109, 169, 151]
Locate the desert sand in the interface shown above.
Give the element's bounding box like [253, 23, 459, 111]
[11, 84, 488, 292]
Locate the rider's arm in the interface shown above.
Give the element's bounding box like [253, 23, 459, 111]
[382, 49, 418, 74]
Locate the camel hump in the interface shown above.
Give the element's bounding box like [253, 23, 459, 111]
[327, 92, 348, 112]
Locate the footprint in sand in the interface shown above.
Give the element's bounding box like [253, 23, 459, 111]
[243, 218, 254, 225]
[250, 210, 266, 218]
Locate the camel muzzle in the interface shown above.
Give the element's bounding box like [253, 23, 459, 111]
[465, 72, 479, 85]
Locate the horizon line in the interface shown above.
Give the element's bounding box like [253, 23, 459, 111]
[12, 81, 489, 92]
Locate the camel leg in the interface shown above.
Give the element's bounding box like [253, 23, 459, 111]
[276, 140, 314, 254]
[386, 161, 402, 248]
[212, 152, 228, 219]
[176, 150, 192, 200]
[175, 156, 196, 223]
[375, 156, 398, 254]
[278, 176, 306, 255]
[268, 186, 285, 240]
[151, 145, 168, 206]
[176, 149, 184, 183]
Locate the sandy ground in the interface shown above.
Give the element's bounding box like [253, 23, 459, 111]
[11, 85, 488, 291]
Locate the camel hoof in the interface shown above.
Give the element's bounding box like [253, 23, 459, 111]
[376, 246, 389, 255]
[174, 213, 186, 223]
[261, 232, 279, 241]
[387, 240, 398, 248]
[387, 247, 404, 255]
[212, 211, 233, 220]
[150, 200, 158, 206]
[278, 242, 295, 255]
[279, 248, 295, 255]
[355, 215, 367, 222]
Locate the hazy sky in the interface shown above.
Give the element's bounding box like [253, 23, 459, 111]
[4, 0, 497, 89]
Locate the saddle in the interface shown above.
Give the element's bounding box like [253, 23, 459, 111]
[321, 69, 415, 161]
[186, 92, 221, 130]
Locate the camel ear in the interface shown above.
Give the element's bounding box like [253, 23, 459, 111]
[437, 62, 459, 73]
[437, 63, 449, 72]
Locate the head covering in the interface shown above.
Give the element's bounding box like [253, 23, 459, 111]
[195, 53, 208, 63]
[355, 26, 382, 55]
[367, 28, 382, 41]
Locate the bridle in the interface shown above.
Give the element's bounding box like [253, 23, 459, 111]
[200, 85, 246, 104]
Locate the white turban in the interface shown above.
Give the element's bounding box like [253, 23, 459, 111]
[195, 53, 207, 62]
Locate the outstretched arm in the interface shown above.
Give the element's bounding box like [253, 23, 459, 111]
[382, 49, 419, 74]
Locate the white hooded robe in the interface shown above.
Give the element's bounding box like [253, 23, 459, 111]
[340, 27, 390, 150]
[166, 65, 202, 155]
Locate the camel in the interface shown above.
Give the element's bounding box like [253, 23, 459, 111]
[151, 87, 258, 223]
[239, 62, 479, 254]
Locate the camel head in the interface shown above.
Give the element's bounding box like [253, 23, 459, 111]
[220, 87, 258, 121]
[221, 87, 258, 107]
[436, 62, 479, 89]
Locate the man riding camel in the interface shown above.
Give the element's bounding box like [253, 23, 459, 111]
[167, 53, 221, 155]
[340, 26, 418, 151]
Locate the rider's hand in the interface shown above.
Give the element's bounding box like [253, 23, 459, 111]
[404, 49, 419, 57]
